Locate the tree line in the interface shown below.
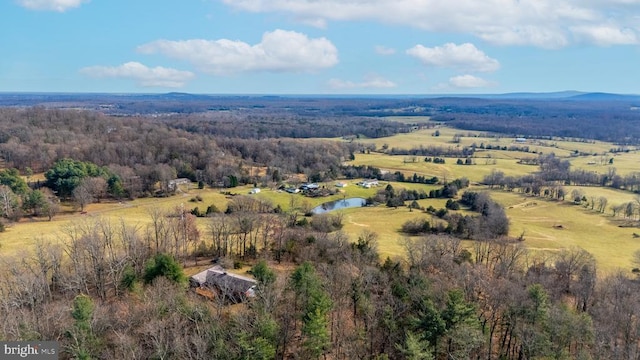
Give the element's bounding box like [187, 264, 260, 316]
[1, 207, 638, 359]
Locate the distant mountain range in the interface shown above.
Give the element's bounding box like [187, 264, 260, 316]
[2, 91, 640, 115]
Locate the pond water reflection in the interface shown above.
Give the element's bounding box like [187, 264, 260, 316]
[311, 197, 366, 214]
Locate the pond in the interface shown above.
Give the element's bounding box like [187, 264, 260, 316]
[311, 197, 367, 214]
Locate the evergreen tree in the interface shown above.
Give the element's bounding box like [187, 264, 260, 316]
[143, 253, 186, 285]
[290, 262, 332, 359]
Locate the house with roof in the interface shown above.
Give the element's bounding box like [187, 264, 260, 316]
[358, 179, 379, 188]
[300, 183, 320, 191]
[168, 178, 191, 191]
[190, 265, 257, 302]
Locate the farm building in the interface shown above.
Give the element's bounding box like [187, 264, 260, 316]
[300, 183, 319, 191]
[168, 178, 191, 191]
[358, 180, 379, 188]
[190, 265, 257, 302]
[249, 188, 261, 194]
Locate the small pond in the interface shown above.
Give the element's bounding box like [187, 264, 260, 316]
[311, 197, 367, 214]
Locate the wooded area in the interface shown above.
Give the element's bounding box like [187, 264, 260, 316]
[0, 101, 639, 359]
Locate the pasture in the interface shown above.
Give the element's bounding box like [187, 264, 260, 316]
[348, 152, 537, 183]
[3, 119, 640, 274]
[489, 190, 640, 272]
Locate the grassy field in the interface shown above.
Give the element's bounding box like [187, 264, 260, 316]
[1, 187, 232, 254]
[4, 122, 640, 274]
[490, 190, 640, 272]
[348, 153, 535, 183]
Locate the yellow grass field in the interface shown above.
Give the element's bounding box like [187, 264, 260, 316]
[348, 153, 534, 183]
[4, 122, 640, 275]
[0, 181, 428, 253]
[351, 125, 575, 157]
[0, 188, 231, 254]
[490, 190, 640, 273]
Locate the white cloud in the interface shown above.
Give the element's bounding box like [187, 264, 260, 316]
[138, 29, 338, 75]
[17, 0, 87, 12]
[328, 75, 397, 90]
[571, 25, 638, 46]
[448, 74, 495, 88]
[221, 0, 640, 47]
[80, 62, 195, 88]
[406, 43, 500, 72]
[375, 45, 396, 55]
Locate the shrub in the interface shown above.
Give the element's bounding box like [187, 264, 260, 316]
[445, 199, 460, 210]
[143, 253, 186, 285]
[400, 218, 430, 235]
[206, 204, 220, 215]
[120, 264, 137, 291]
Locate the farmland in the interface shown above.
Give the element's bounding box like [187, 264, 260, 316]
[3, 97, 640, 359]
[4, 118, 640, 272]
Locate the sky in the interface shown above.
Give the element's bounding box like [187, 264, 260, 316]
[2, 0, 640, 94]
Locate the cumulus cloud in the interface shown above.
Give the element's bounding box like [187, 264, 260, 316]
[328, 75, 396, 90]
[448, 74, 495, 88]
[80, 62, 194, 88]
[571, 25, 638, 46]
[407, 43, 500, 72]
[138, 29, 338, 75]
[375, 45, 396, 55]
[220, 0, 640, 47]
[18, 0, 87, 12]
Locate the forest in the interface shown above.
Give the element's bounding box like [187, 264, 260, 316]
[0, 97, 639, 360]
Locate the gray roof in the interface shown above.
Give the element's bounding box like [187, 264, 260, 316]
[190, 266, 257, 295]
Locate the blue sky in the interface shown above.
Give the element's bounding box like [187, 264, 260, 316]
[2, 0, 640, 94]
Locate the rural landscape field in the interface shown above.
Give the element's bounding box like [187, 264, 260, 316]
[7, 0, 640, 358]
[4, 115, 640, 271]
[1, 94, 640, 359]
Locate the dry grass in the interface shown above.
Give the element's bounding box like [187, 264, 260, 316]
[1, 187, 231, 254]
[339, 203, 446, 259]
[490, 190, 640, 273]
[348, 153, 534, 183]
[4, 126, 640, 275]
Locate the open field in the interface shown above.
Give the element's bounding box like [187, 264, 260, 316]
[4, 120, 640, 275]
[7, 177, 639, 272]
[0, 181, 432, 253]
[569, 151, 640, 176]
[490, 190, 640, 272]
[0, 187, 231, 254]
[353, 119, 639, 168]
[563, 185, 640, 207]
[348, 153, 534, 183]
